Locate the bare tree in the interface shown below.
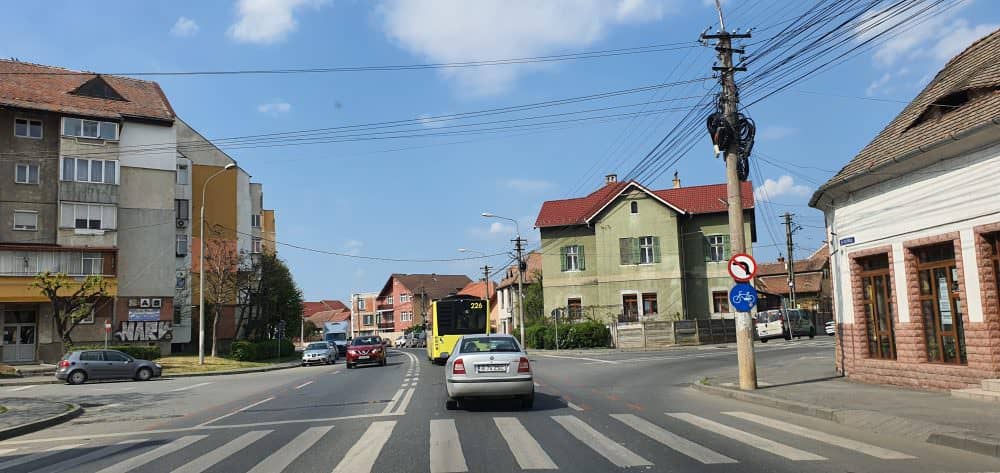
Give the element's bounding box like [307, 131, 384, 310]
[202, 239, 241, 357]
[32, 272, 109, 345]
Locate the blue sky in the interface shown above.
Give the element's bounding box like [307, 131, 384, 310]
[3, 0, 997, 301]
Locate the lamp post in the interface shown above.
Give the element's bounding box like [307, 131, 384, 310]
[481, 213, 525, 348]
[199, 163, 236, 365]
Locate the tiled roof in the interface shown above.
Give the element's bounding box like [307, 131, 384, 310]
[302, 300, 348, 318]
[458, 280, 496, 299]
[321, 300, 348, 311]
[757, 273, 823, 295]
[497, 252, 542, 290]
[756, 246, 830, 276]
[0, 60, 175, 122]
[382, 274, 474, 300]
[535, 181, 753, 228]
[308, 309, 351, 325]
[814, 28, 1000, 198]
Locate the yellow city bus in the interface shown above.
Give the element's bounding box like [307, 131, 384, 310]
[427, 295, 489, 364]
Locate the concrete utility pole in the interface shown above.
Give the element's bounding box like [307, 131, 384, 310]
[514, 237, 527, 349]
[703, 1, 756, 390]
[784, 213, 797, 309]
[482, 265, 491, 302]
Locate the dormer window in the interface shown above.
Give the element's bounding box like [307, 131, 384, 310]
[905, 85, 1000, 132]
[63, 117, 118, 140]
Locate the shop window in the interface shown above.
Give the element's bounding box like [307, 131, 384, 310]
[915, 243, 966, 364]
[856, 254, 895, 359]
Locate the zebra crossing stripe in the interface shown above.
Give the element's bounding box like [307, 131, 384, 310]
[246, 426, 332, 473]
[722, 411, 915, 459]
[33, 439, 148, 473]
[610, 414, 736, 464]
[95, 435, 207, 473]
[551, 416, 652, 468]
[0, 443, 86, 470]
[667, 413, 826, 461]
[430, 419, 468, 473]
[332, 421, 397, 473]
[494, 417, 558, 470]
[172, 430, 272, 473]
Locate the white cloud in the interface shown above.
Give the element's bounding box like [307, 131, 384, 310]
[378, 0, 670, 95]
[502, 178, 554, 192]
[758, 126, 797, 141]
[859, 3, 994, 68]
[228, 0, 329, 45]
[754, 175, 811, 201]
[865, 72, 893, 97]
[931, 21, 999, 60]
[170, 17, 199, 37]
[257, 100, 292, 114]
[344, 239, 364, 256]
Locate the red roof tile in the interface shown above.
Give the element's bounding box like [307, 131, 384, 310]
[0, 60, 174, 122]
[302, 300, 348, 318]
[308, 309, 351, 325]
[535, 181, 753, 228]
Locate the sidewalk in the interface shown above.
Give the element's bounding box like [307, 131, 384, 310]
[694, 355, 1000, 458]
[0, 360, 301, 387]
[0, 397, 81, 440]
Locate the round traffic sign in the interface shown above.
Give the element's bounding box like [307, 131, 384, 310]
[728, 253, 757, 282]
[729, 283, 758, 312]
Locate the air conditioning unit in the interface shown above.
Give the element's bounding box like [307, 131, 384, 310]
[151, 298, 162, 308]
[176, 219, 188, 228]
[140, 298, 151, 308]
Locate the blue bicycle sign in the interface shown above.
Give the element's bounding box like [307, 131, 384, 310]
[729, 283, 758, 312]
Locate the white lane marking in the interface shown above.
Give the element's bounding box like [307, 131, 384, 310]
[430, 419, 468, 473]
[494, 417, 558, 470]
[7, 385, 36, 392]
[96, 435, 207, 473]
[35, 439, 146, 473]
[551, 416, 651, 467]
[723, 411, 915, 459]
[394, 388, 416, 414]
[611, 414, 735, 464]
[332, 421, 397, 473]
[247, 426, 332, 473]
[533, 382, 541, 388]
[538, 354, 618, 364]
[565, 402, 584, 412]
[93, 403, 122, 411]
[0, 448, 15, 455]
[198, 396, 275, 427]
[668, 413, 826, 461]
[381, 389, 404, 415]
[295, 380, 314, 390]
[0, 444, 84, 470]
[173, 430, 271, 473]
[169, 382, 212, 392]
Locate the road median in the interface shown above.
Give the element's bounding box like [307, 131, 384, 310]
[0, 398, 82, 441]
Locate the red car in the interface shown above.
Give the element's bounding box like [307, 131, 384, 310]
[345, 336, 387, 369]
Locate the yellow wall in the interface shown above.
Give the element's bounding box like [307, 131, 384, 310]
[0, 277, 118, 302]
[262, 210, 276, 254]
[192, 165, 239, 241]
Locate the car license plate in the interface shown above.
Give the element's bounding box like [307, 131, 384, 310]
[358, 356, 369, 360]
[477, 364, 507, 373]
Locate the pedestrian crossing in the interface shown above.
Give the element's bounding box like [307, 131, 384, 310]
[0, 409, 921, 472]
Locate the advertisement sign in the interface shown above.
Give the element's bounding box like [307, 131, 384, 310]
[128, 308, 161, 322]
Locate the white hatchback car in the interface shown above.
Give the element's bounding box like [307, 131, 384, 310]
[444, 334, 533, 410]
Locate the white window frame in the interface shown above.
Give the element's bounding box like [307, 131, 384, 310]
[639, 236, 655, 264]
[386, 296, 393, 305]
[400, 293, 411, 303]
[61, 157, 119, 184]
[14, 118, 43, 139]
[62, 117, 118, 140]
[59, 202, 117, 231]
[81, 253, 103, 275]
[251, 237, 263, 254]
[708, 235, 726, 262]
[566, 245, 580, 271]
[13, 210, 39, 231]
[358, 299, 366, 310]
[251, 214, 261, 228]
[176, 234, 189, 256]
[401, 311, 413, 322]
[176, 164, 189, 185]
[14, 163, 39, 184]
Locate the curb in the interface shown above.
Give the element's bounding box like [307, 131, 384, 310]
[692, 380, 1000, 458]
[164, 361, 301, 378]
[0, 402, 82, 441]
[0, 378, 62, 387]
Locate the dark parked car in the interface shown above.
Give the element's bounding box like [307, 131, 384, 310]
[56, 349, 162, 385]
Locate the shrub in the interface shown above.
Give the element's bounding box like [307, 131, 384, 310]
[230, 339, 295, 361]
[69, 344, 161, 360]
[561, 321, 611, 348]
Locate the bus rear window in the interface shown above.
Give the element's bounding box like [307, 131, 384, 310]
[437, 301, 487, 335]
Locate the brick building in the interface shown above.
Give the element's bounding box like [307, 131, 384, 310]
[374, 274, 472, 338]
[810, 29, 1000, 390]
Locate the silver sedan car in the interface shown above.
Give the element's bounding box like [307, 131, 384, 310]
[444, 334, 533, 410]
[301, 342, 337, 366]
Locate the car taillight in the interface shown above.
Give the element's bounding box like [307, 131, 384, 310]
[518, 357, 530, 373]
[453, 358, 466, 375]
[59, 360, 70, 368]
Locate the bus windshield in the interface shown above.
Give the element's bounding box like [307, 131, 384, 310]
[437, 299, 487, 335]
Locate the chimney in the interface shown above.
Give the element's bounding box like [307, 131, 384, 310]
[605, 174, 618, 185]
[777, 256, 785, 264]
[672, 171, 681, 189]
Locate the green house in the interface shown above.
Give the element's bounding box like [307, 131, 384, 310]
[534, 174, 755, 322]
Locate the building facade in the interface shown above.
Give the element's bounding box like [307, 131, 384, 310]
[375, 274, 473, 338]
[350, 292, 379, 337]
[755, 247, 832, 313]
[496, 252, 541, 334]
[810, 30, 1000, 390]
[536, 174, 755, 324]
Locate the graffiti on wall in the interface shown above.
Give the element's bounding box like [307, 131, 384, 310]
[115, 321, 173, 342]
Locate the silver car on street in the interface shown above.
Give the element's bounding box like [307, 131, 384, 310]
[444, 334, 533, 410]
[56, 349, 162, 385]
[302, 341, 337, 366]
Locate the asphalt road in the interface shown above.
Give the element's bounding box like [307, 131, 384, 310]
[1, 338, 999, 472]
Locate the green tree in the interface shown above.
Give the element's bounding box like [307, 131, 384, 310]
[32, 272, 109, 345]
[523, 271, 544, 325]
[243, 253, 304, 341]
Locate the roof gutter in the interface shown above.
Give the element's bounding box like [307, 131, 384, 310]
[809, 116, 1000, 209]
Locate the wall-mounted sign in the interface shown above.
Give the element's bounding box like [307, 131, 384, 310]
[128, 308, 161, 322]
[839, 236, 856, 246]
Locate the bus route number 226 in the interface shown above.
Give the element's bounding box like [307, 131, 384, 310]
[469, 302, 484, 309]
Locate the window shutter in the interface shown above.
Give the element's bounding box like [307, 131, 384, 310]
[723, 235, 731, 260]
[704, 236, 712, 262]
[560, 247, 568, 272]
[631, 238, 641, 264]
[652, 236, 661, 263]
[578, 245, 586, 271]
[619, 238, 631, 265]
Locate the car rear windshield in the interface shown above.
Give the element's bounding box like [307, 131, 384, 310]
[352, 337, 380, 346]
[459, 337, 520, 353]
[306, 343, 328, 350]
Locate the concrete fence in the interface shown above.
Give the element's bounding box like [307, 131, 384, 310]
[613, 318, 737, 349]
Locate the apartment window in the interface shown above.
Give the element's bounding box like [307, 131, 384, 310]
[176, 164, 189, 185]
[60, 202, 116, 230]
[401, 311, 413, 322]
[400, 294, 411, 303]
[916, 243, 966, 364]
[363, 314, 373, 325]
[619, 237, 661, 265]
[14, 118, 43, 138]
[174, 307, 184, 325]
[560, 245, 585, 271]
[712, 291, 730, 313]
[386, 296, 393, 305]
[359, 299, 366, 310]
[251, 214, 261, 228]
[176, 199, 189, 220]
[567, 298, 582, 319]
[706, 235, 729, 262]
[251, 237, 263, 254]
[622, 294, 639, 322]
[630, 201, 639, 214]
[82, 253, 103, 275]
[176, 235, 189, 256]
[15, 163, 39, 184]
[642, 293, 658, 316]
[61, 157, 118, 184]
[13, 211, 38, 231]
[62, 117, 118, 140]
[856, 254, 896, 359]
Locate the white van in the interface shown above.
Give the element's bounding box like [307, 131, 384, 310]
[755, 309, 816, 342]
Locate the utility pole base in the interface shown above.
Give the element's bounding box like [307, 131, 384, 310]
[736, 312, 758, 390]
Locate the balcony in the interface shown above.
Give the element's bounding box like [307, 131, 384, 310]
[0, 248, 116, 277]
[377, 303, 393, 311]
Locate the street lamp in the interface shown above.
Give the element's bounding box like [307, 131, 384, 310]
[199, 162, 236, 365]
[481, 212, 525, 348]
